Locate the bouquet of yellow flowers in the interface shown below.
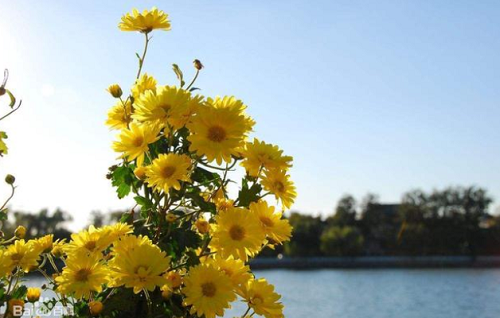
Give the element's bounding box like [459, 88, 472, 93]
[0, 7, 295, 318]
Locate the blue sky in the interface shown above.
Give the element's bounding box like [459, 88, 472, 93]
[0, 1, 499, 228]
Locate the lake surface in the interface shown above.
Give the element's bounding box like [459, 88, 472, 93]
[23, 269, 500, 318]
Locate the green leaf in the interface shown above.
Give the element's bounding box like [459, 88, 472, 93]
[189, 87, 200, 92]
[238, 179, 263, 207]
[11, 285, 27, 299]
[172, 64, 184, 87]
[5, 89, 15, 108]
[111, 165, 136, 199]
[191, 167, 220, 185]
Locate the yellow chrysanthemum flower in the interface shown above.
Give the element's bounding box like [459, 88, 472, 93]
[240, 139, 293, 177]
[133, 86, 191, 130]
[145, 153, 192, 192]
[106, 99, 132, 130]
[210, 207, 265, 261]
[110, 234, 152, 256]
[206, 255, 252, 290]
[240, 278, 284, 318]
[132, 73, 157, 100]
[109, 235, 170, 294]
[65, 226, 115, 257]
[51, 239, 66, 258]
[183, 264, 236, 318]
[112, 122, 160, 167]
[187, 101, 254, 165]
[32, 234, 54, 254]
[261, 169, 297, 209]
[173, 94, 205, 128]
[119, 7, 171, 33]
[209, 96, 255, 129]
[103, 222, 133, 242]
[0, 248, 14, 277]
[26, 287, 41, 303]
[5, 240, 40, 273]
[250, 201, 292, 244]
[56, 253, 109, 299]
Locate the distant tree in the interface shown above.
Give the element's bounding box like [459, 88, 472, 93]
[327, 195, 357, 227]
[320, 226, 364, 256]
[5, 208, 72, 240]
[284, 212, 324, 257]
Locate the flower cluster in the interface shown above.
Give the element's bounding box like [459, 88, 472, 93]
[0, 7, 295, 318]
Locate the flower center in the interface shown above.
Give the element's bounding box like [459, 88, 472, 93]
[10, 253, 23, 262]
[229, 225, 246, 241]
[260, 216, 274, 228]
[201, 282, 217, 297]
[252, 294, 264, 305]
[84, 241, 97, 251]
[161, 166, 176, 178]
[75, 268, 91, 282]
[160, 104, 172, 114]
[132, 135, 144, 147]
[273, 181, 285, 193]
[207, 126, 227, 143]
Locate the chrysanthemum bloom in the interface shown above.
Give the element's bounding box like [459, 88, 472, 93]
[109, 237, 170, 294]
[26, 287, 41, 303]
[110, 234, 152, 257]
[187, 99, 254, 165]
[146, 153, 192, 192]
[5, 239, 40, 273]
[51, 240, 66, 258]
[133, 86, 191, 130]
[132, 73, 157, 100]
[206, 255, 252, 290]
[195, 217, 210, 234]
[210, 207, 265, 261]
[106, 99, 132, 130]
[174, 94, 205, 128]
[240, 139, 293, 177]
[112, 122, 160, 167]
[250, 201, 292, 244]
[119, 7, 171, 33]
[261, 169, 297, 209]
[0, 249, 14, 277]
[14, 225, 26, 238]
[183, 264, 236, 318]
[209, 96, 255, 129]
[56, 254, 109, 299]
[102, 222, 133, 242]
[65, 226, 115, 257]
[240, 278, 284, 318]
[33, 234, 54, 254]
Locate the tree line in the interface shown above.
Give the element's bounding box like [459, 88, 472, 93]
[2, 186, 499, 257]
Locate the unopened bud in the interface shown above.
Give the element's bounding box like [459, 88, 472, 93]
[5, 174, 15, 184]
[166, 213, 177, 223]
[15, 225, 26, 239]
[134, 166, 147, 180]
[89, 301, 104, 316]
[193, 59, 204, 71]
[107, 84, 123, 98]
[195, 218, 210, 234]
[27, 287, 41, 303]
[0, 87, 6, 96]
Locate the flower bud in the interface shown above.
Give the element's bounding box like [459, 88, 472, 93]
[195, 218, 209, 234]
[26, 287, 41, 303]
[107, 84, 123, 98]
[15, 225, 26, 239]
[166, 271, 182, 288]
[193, 59, 204, 70]
[5, 174, 15, 185]
[166, 213, 177, 223]
[89, 301, 104, 316]
[161, 285, 172, 300]
[134, 166, 147, 180]
[0, 87, 6, 96]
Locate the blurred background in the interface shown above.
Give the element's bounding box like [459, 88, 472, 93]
[1, 1, 500, 317]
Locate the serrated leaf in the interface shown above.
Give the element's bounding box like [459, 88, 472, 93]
[11, 285, 27, 299]
[238, 180, 263, 207]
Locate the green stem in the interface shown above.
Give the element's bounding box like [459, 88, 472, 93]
[186, 70, 200, 90]
[136, 33, 150, 79]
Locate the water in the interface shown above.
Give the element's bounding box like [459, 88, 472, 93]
[22, 269, 500, 318]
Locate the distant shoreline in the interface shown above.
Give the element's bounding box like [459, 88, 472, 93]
[250, 256, 500, 269]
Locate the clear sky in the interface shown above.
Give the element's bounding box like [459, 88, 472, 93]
[0, 1, 499, 229]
